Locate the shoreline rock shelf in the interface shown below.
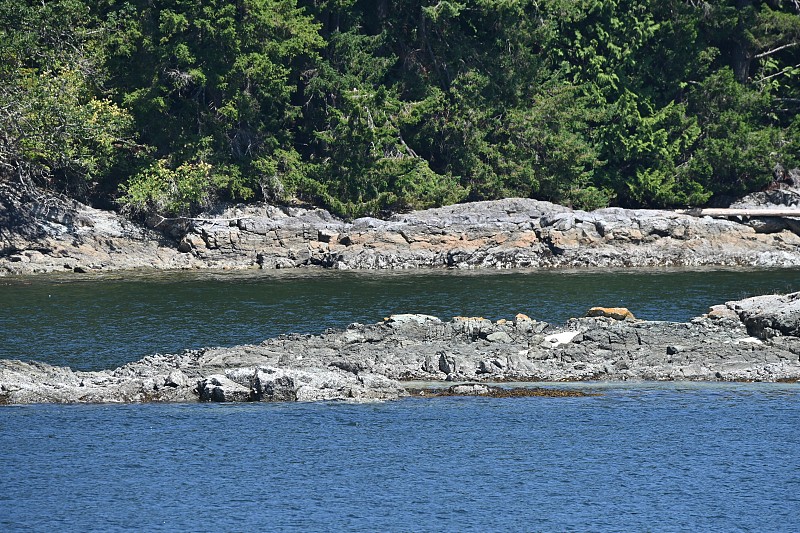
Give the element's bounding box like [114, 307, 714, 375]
[6, 181, 800, 275]
[2, 293, 799, 405]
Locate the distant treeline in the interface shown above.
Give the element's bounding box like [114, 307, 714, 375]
[2, 0, 799, 218]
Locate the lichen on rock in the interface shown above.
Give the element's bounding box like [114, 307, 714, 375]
[586, 307, 636, 321]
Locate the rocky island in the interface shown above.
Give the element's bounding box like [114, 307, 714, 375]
[2, 291, 799, 404]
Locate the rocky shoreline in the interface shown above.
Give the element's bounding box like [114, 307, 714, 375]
[5, 181, 800, 275]
[2, 292, 799, 404]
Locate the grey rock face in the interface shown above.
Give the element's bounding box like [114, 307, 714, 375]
[0, 358, 201, 404]
[727, 183, 800, 236]
[198, 374, 251, 402]
[175, 198, 800, 270]
[6, 183, 800, 274]
[731, 183, 800, 210]
[3, 295, 800, 404]
[0, 182, 199, 275]
[727, 292, 800, 339]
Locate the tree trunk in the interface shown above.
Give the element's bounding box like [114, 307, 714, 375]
[732, 0, 755, 83]
[732, 44, 753, 82]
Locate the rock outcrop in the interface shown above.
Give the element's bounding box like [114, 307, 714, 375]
[5, 181, 800, 274]
[2, 292, 800, 404]
[0, 351, 405, 404]
[0, 181, 198, 274]
[176, 199, 800, 270]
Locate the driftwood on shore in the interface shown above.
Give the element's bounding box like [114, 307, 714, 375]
[680, 208, 800, 218]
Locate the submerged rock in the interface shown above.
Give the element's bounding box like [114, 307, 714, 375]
[411, 384, 591, 398]
[2, 292, 800, 404]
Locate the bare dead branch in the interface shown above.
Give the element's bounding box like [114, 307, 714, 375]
[755, 42, 799, 59]
[758, 63, 800, 83]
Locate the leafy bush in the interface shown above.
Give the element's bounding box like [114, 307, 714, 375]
[120, 159, 215, 217]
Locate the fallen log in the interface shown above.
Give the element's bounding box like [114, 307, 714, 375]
[679, 207, 800, 218]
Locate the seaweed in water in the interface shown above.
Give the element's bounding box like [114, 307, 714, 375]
[407, 384, 594, 398]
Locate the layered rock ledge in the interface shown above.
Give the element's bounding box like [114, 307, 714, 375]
[2, 292, 799, 404]
[181, 199, 800, 270]
[5, 180, 800, 274]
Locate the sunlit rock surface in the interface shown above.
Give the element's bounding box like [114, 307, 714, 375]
[5, 181, 800, 274]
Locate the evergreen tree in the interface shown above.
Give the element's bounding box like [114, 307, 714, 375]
[2, 0, 798, 217]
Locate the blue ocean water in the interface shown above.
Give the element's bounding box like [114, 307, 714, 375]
[3, 269, 800, 530]
[2, 383, 799, 532]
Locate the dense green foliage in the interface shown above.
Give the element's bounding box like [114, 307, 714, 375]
[2, 0, 799, 217]
[0, 0, 134, 198]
